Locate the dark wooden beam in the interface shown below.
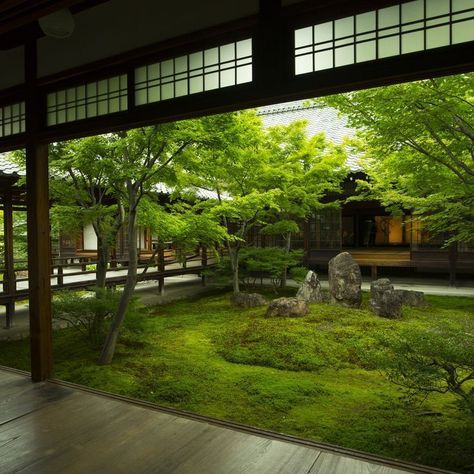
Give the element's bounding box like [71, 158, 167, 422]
[25, 40, 53, 382]
[2, 190, 15, 328]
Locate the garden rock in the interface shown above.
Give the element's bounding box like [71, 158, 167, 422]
[328, 252, 362, 308]
[230, 292, 267, 308]
[369, 278, 402, 318]
[395, 289, 426, 307]
[266, 297, 309, 317]
[296, 270, 323, 302]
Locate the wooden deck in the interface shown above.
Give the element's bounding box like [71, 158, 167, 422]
[0, 368, 451, 474]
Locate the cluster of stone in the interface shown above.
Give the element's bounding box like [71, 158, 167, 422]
[230, 292, 267, 308]
[328, 252, 362, 308]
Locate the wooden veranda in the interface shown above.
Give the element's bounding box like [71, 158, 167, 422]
[0, 367, 453, 474]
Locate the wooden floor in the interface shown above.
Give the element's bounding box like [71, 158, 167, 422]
[0, 368, 448, 474]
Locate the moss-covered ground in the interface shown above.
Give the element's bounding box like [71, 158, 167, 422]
[1, 290, 473, 472]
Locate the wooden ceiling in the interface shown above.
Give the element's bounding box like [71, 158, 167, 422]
[0, 0, 105, 50]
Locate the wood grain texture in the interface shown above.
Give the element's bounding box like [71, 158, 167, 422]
[0, 369, 437, 474]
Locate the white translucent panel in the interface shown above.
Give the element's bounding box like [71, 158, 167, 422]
[189, 52, 203, 70]
[47, 94, 56, 107]
[148, 85, 160, 102]
[67, 106, 76, 122]
[189, 75, 204, 94]
[120, 75, 127, 90]
[11, 103, 20, 117]
[120, 96, 128, 110]
[4, 123, 11, 135]
[295, 27, 313, 48]
[189, 68, 203, 77]
[98, 99, 108, 115]
[57, 109, 66, 124]
[378, 36, 400, 57]
[135, 66, 147, 84]
[161, 83, 174, 100]
[161, 60, 174, 78]
[295, 54, 313, 74]
[109, 97, 120, 113]
[48, 113, 56, 126]
[220, 68, 235, 87]
[236, 39, 252, 58]
[453, 10, 474, 20]
[175, 79, 188, 97]
[237, 57, 251, 66]
[220, 43, 235, 62]
[12, 121, 20, 134]
[98, 80, 108, 96]
[109, 76, 120, 92]
[204, 47, 219, 66]
[426, 25, 450, 48]
[378, 26, 400, 38]
[314, 50, 333, 70]
[236, 64, 252, 84]
[21, 119, 25, 132]
[427, 0, 450, 17]
[453, 0, 472, 11]
[135, 89, 147, 106]
[402, 0, 424, 23]
[358, 32, 376, 42]
[175, 72, 187, 81]
[204, 65, 219, 74]
[87, 103, 97, 117]
[379, 5, 400, 28]
[204, 72, 219, 90]
[335, 36, 353, 47]
[335, 17, 354, 38]
[314, 22, 333, 43]
[57, 90, 66, 105]
[86, 83, 97, 99]
[175, 56, 188, 74]
[298, 45, 313, 54]
[21, 102, 25, 114]
[452, 18, 474, 43]
[77, 85, 86, 101]
[66, 88, 76, 102]
[356, 11, 376, 33]
[77, 105, 86, 120]
[4, 106, 11, 119]
[335, 45, 354, 66]
[147, 63, 160, 81]
[356, 40, 376, 62]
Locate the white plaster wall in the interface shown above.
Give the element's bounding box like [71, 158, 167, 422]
[83, 223, 97, 250]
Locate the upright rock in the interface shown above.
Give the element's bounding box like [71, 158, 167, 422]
[296, 270, 323, 302]
[369, 278, 402, 318]
[328, 252, 362, 308]
[266, 297, 309, 317]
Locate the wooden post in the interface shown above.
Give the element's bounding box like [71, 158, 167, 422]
[3, 190, 16, 328]
[448, 242, 457, 287]
[26, 40, 53, 382]
[158, 246, 165, 295]
[201, 246, 207, 287]
[57, 264, 64, 287]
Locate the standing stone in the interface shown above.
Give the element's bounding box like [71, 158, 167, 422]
[394, 289, 426, 307]
[369, 278, 402, 318]
[266, 297, 309, 317]
[296, 270, 323, 302]
[328, 252, 362, 308]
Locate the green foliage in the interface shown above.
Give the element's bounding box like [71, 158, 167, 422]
[317, 74, 474, 245]
[52, 289, 138, 347]
[365, 320, 474, 414]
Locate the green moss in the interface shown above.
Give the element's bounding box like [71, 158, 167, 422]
[0, 291, 473, 472]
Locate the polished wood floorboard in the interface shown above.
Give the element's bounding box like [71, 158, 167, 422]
[0, 369, 421, 473]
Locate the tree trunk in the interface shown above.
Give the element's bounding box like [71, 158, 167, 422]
[98, 189, 138, 365]
[96, 234, 109, 291]
[229, 247, 240, 294]
[280, 231, 291, 288]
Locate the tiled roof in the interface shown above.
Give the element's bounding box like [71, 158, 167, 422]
[0, 153, 24, 177]
[258, 100, 361, 171]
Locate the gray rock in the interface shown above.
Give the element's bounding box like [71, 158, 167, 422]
[395, 289, 426, 307]
[230, 292, 267, 309]
[369, 278, 402, 318]
[266, 297, 309, 317]
[328, 252, 362, 308]
[296, 270, 323, 302]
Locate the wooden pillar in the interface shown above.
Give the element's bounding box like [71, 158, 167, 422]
[26, 40, 53, 382]
[158, 246, 165, 295]
[3, 190, 16, 328]
[201, 246, 207, 287]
